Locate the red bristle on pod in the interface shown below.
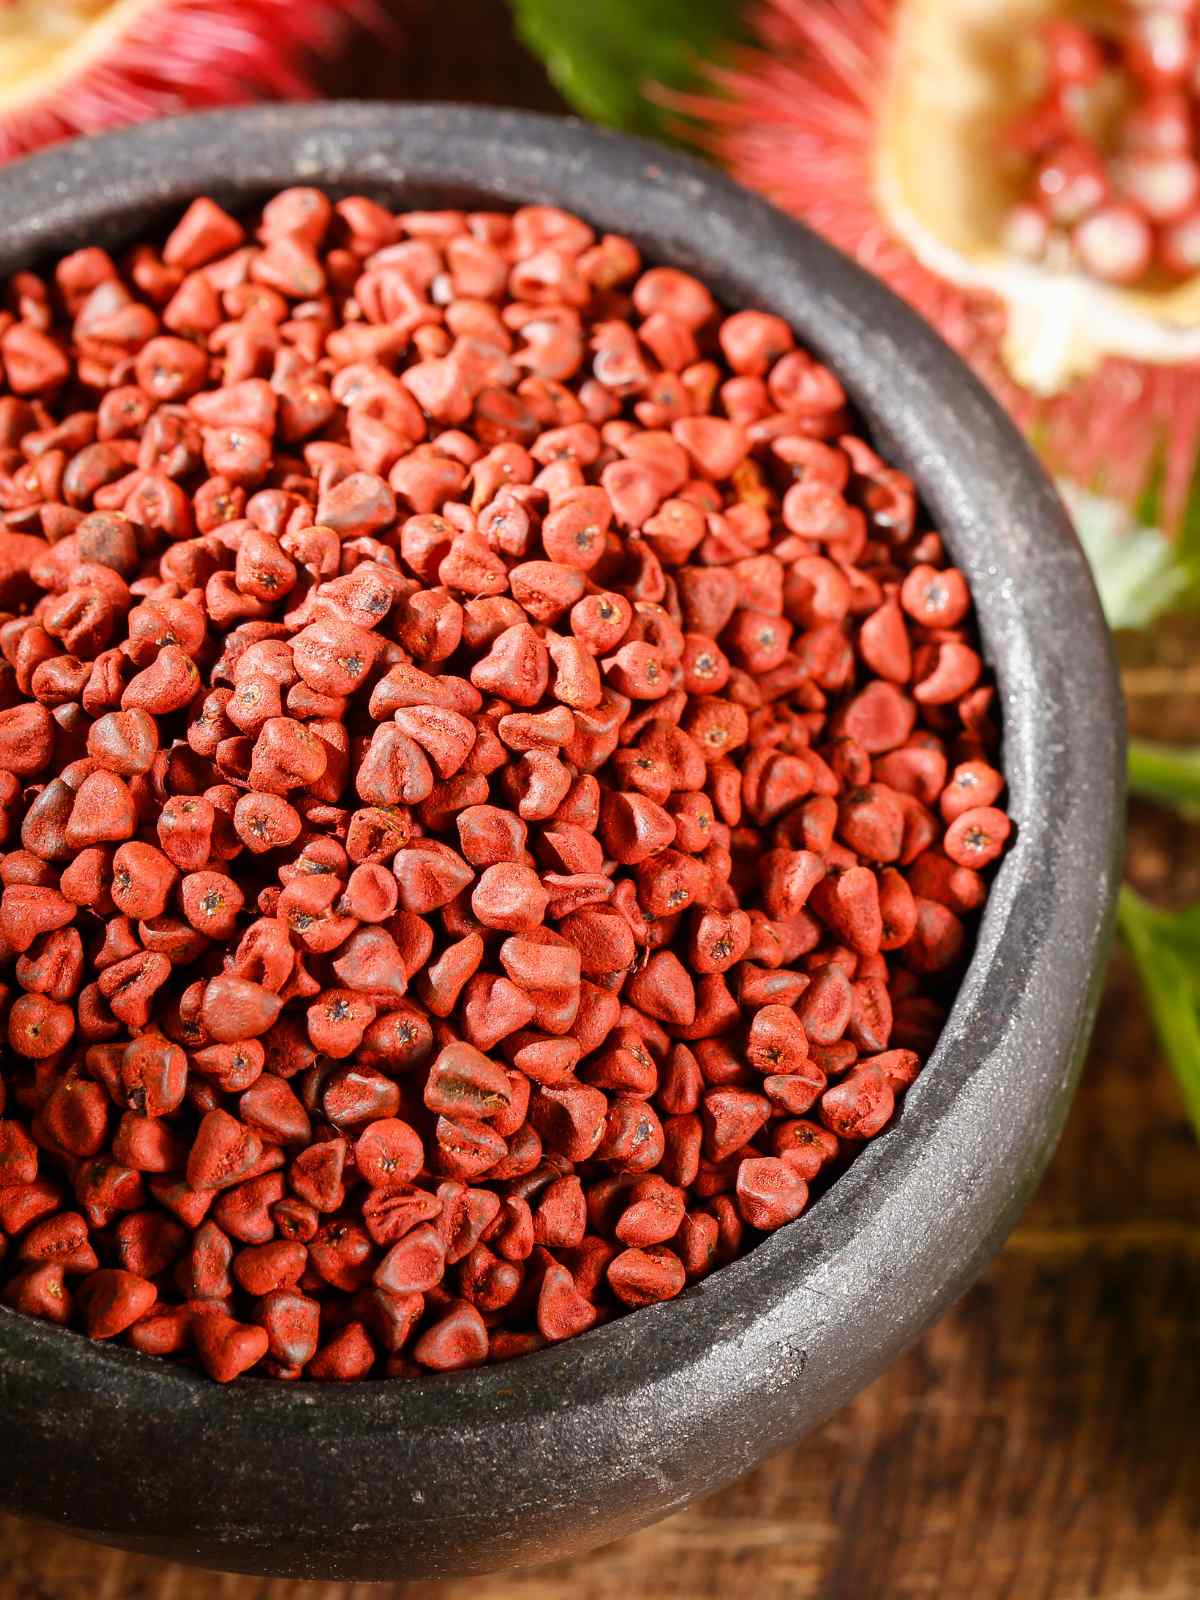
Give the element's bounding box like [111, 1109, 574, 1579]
[0, 0, 376, 164]
[673, 0, 1200, 532]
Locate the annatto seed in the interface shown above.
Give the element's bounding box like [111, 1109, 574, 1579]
[0, 188, 1011, 1380]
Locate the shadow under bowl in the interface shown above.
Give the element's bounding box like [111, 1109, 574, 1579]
[0, 102, 1124, 1582]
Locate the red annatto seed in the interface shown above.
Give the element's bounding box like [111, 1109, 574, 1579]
[411, 1299, 489, 1372]
[899, 564, 971, 628]
[939, 759, 1004, 823]
[0, 1180, 58, 1236]
[77, 1268, 157, 1339]
[943, 806, 1013, 868]
[211, 1173, 282, 1252]
[1073, 204, 1154, 285]
[374, 1223, 446, 1296]
[607, 1244, 686, 1307]
[127, 1304, 192, 1358]
[256, 1287, 321, 1368]
[239, 1074, 310, 1147]
[0, 190, 1008, 1380]
[745, 1004, 810, 1076]
[192, 1309, 270, 1383]
[87, 709, 160, 775]
[735, 1157, 809, 1230]
[615, 1176, 686, 1246]
[19, 1211, 97, 1274]
[537, 1261, 600, 1341]
[772, 1119, 839, 1181]
[3, 1263, 72, 1324]
[702, 1088, 771, 1162]
[308, 1321, 377, 1382]
[120, 1035, 187, 1118]
[322, 1065, 400, 1130]
[10, 993, 76, 1060]
[796, 967, 854, 1045]
[819, 1063, 896, 1141]
[906, 897, 968, 974]
[354, 1118, 424, 1188]
[200, 976, 283, 1042]
[1002, 198, 1051, 263]
[113, 1211, 185, 1279]
[308, 1221, 374, 1292]
[186, 1110, 263, 1193]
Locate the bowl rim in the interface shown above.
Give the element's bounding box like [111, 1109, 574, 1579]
[0, 101, 1124, 1571]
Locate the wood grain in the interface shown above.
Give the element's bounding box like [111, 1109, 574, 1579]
[3, 3, 1199, 1595]
[6, 935, 1198, 1600]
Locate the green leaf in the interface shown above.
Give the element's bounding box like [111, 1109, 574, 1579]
[1059, 479, 1198, 629]
[1133, 448, 1166, 533]
[1128, 739, 1200, 820]
[511, 0, 743, 139]
[1118, 887, 1200, 1140]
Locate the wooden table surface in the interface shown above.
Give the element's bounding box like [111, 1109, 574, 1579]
[3, 4, 1199, 1596]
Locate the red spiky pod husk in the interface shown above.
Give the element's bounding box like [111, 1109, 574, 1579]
[678, 0, 1200, 530]
[0, 0, 372, 164]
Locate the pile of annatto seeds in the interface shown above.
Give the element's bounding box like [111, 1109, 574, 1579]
[0, 189, 1012, 1381]
[1004, 6, 1200, 283]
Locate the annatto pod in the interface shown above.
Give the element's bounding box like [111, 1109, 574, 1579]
[683, 0, 1200, 618]
[0, 0, 366, 164]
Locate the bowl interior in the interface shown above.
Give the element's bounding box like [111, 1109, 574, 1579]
[0, 103, 1124, 1580]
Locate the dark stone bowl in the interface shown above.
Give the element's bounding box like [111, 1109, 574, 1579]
[0, 103, 1124, 1581]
